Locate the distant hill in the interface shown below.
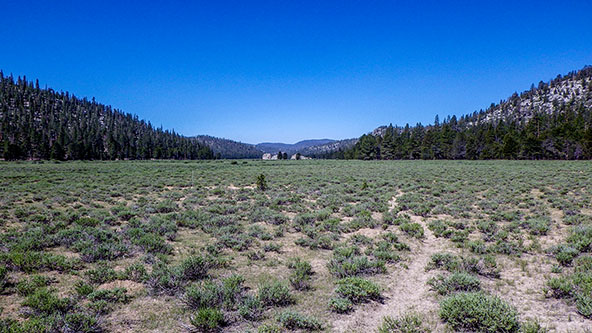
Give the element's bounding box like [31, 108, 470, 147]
[0, 73, 214, 160]
[256, 139, 336, 155]
[300, 138, 358, 158]
[195, 135, 263, 159]
[343, 65, 592, 160]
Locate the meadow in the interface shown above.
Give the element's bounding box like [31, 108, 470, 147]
[1, 160, 591, 332]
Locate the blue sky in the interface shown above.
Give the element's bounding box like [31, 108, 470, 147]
[1, 1, 591, 144]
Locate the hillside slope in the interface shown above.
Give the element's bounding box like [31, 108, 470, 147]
[195, 135, 263, 159]
[0, 73, 214, 160]
[345, 66, 592, 160]
[256, 139, 335, 155]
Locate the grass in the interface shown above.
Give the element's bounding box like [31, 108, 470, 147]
[0, 160, 591, 331]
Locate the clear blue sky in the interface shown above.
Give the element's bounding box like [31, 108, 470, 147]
[1, 1, 591, 144]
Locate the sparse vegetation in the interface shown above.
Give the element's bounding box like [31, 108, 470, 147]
[0, 160, 591, 331]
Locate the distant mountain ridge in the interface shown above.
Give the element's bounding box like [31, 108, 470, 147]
[194, 135, 263, 159]
[256, 139, 336, 155]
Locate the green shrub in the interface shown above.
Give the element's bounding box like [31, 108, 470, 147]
[88, 288, 129, 303]
[277, 310, 323, 331]
[0, 251, 81, 273]
[22, 288, 73, 315]
[239, 295, 263, 321]
[63, 313, 102, 333]
[520, 319, 548, 333]
[75, 217, 100, 227]
[377, 312, 431, 333]
[468, 240, 487, 254]
[85, 266, 119, 284]
[74, 280, 95, 297]
[428, 220, 452, 238]
[288, 258, 314, 290]
[554, 245, 579, 266]
[257, 280, 294, 307]
[328, 297, 353, 313]
[335, 277, 381, 303]
[16, 275, 52, 296]
[525, 217, 551, 235]
[179, 255, 213, 281]
[0, 266, 7, 293]
[427, 253, 460, 271]
[256, 174, 267, 191]
[567, 225, 592, 252]
[147, 262, 183, 295]
[327, 247, 386, 278]
[135, 233, 172, 254]
[399, 222, 424, 238]
[124, 262, 148, 282]
[428, 273, 481, 295]
[184, 281, 223, 309]
[257, 323, 283, 333]
[546, 256, 592, 318]
[439, 292, 520, 332]
[190, 307, 225, 332]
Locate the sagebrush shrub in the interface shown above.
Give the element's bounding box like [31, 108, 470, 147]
[377, 312, 431, 333]
[257, 280, 294, 306]
[439, 292, 520, 332]
[277, 310, 323, 331]
[335, 277, 381, 303]
[190, 307, 225, 331]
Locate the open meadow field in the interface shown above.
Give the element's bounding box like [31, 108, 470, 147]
[1, 160, 592, 332]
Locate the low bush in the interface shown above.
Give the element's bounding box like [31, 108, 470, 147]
[287, 258, 314, 290]
[258, 323, 283, 333]
[257, 280, 294, 307]
[277, 310, 323, 331]
[377, 312, 431, 333]
[400, 222, 424, 238]
[238, 295, 263, 321]
[335, 277, 381, 304]
[427, 253, 460, 271]
[16, 275, 53, 296]
[0, 251, 81, 273]
[184, 281, 222, 309]
[327, 246, 386, 278]
[439, 292, 520, 332]
[22, 288, 73, 315]
[63, 313, 102, 333]
[74, 280, 94, 297]
[546, 255, 592, 318]
[179, 255, 214, 281]
[88, 288, 130, 303]
[428, 273, 481, 295]
[147, 262, 184, 295]
[190, 307, 225, 332]
[124, 262, 148, 282]
[328, 297, 353, 313]
[428, 220, 453, 238]
[85, 266, 120, 284]
[525, 217, 551, 235]
[0, 266, 7, 293]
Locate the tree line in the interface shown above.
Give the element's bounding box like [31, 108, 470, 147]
[333, 67, 592, 160]
[0, 72, 214, 160]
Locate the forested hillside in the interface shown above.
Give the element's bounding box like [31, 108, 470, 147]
[302, 138, 358, 158]
[195, 135, 262, 159]
[0, 73, 214, 160]
[344, 66, 592, 160]
[256, 139, 336, 155]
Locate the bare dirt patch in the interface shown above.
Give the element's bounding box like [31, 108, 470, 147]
[332, 197, 450, 332]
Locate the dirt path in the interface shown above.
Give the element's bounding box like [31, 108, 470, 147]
[332, 196, 450, 332]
